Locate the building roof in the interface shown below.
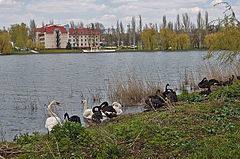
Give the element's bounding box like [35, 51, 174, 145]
[36, 25, 68, 34]
[36, 25, 100, 35]
[69, 28, 99, 35]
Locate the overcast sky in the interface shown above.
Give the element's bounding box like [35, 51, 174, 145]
[0, 0, 239, 29]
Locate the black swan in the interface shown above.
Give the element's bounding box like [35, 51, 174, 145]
[100, 102, 117, 118]
[92, 106, 103, 123]
[199, 83, 211, 96]
[145, 89, 165, 108]
[208, 78, 220, 86]
[162, 84, 178, 102]
[223, 75, 234, 86]
[198, 77, 209, 88]
[64, 113, 81, 123]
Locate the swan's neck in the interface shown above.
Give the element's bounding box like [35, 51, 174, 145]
[48, 102, 58, 117]
[83, 101, 88, 112]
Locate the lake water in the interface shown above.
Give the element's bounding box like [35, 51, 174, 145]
[0, 50, 208, 141]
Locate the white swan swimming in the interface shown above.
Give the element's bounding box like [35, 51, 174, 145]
[45, 100, 62, 133]
[82, 100, 94, 119]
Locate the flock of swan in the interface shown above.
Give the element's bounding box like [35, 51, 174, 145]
[45, 75, 240, 134]
[45, 99, 122, 133]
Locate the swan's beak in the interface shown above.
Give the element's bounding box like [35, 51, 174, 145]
[56, 102, 61, 106]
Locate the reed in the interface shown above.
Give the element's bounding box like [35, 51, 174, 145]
[107, 74, 163, 105]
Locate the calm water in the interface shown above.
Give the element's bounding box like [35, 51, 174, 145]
[0, 51, 207, 141]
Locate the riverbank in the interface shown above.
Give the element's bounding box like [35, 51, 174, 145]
[0, 48, 208, 56]
[1, 82, 239, 158]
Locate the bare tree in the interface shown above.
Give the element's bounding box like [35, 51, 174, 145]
[116, 20, 120, 46]
[70, 21, 75, 28]
[131, 16, 136, 46]
[182, 13, 190, 33]
[162, 15, 167, 28]
[29, 19, 36, 42]
[49, 19, 54, 25]
[139, 15, 143, 48]
[175, 14, 181, 32]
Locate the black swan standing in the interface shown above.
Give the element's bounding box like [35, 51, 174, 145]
[92, 106, 103, 123]
[162, 84, 178, 102]
[100, 101, 117, 118]
[64, 113, 81, 123]
[145, 89, 165, 108]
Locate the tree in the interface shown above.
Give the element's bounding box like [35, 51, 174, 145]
[66, 41, 72, 50]
[116, 20, 120, 46]
[182, 13, 190, 33]
[0, 31, 12, 54]
[141, 28, 158, 50]
[70, 21, 75, 28]
[175, 14, 181, 32]
[120, 21, 125, 45]
[204, 33, 216, 48]
[29, 19, 36, 42]
[56, 29, 61, 48]
[205, 25, 240, 63]
[176, 33, 190, 49]
[26, 39, 35, 49]
[160, 28, 177, 50]
[204, 1, 240, 63]
[9, 23, 28, 49]
[37, 42, 45, 50]
[162, 15, 167, 28]
[139, 15, 143, 48]
[131, 16, 136, 46]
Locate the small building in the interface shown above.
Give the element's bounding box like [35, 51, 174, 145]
[35, 24, 100, 49]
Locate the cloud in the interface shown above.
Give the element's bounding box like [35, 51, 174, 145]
[180, 7, 203, 14]
[0, 0, 239, 29]
[25, 0, 107, 14]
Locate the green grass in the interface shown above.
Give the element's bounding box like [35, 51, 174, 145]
[1, 82, 240, 158]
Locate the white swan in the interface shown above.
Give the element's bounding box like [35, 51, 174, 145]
[82, 100, 94, 119]
[112, 102, 123, 115]
[45, 100, 62, 133]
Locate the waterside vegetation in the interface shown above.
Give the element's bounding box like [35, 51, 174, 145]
[0, 81, 239, 158]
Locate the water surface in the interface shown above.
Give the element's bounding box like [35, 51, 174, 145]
[0, 51, 207, 141]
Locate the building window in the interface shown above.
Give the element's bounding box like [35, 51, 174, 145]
[81, 43, 83, 46]
[85, 39, 87, 42]
[69, 35, 71, 38]
[81, 30, 86, 34]
[68, 39, 71, 42]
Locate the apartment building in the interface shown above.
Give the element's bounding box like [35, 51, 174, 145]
[35, 25, 100, 49]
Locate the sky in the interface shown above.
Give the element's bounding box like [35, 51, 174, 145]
[0, 0, 240, 29]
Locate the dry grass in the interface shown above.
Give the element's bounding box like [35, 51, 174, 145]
[107, 62, 240, 105]
[107, 75, 163, 105]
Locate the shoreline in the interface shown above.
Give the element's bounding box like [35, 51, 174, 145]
[0, 49, 208, 56]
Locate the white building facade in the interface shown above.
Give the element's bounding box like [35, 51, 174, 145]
[36, 25, 100, 49]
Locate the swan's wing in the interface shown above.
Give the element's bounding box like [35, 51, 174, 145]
[83, 109, 93, 119]
[45, 117, 61, 132]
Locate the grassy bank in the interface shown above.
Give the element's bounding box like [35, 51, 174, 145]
[1, 82, 239, 158]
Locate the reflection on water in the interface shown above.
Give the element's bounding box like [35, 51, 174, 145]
[0, 51, 207, 141]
